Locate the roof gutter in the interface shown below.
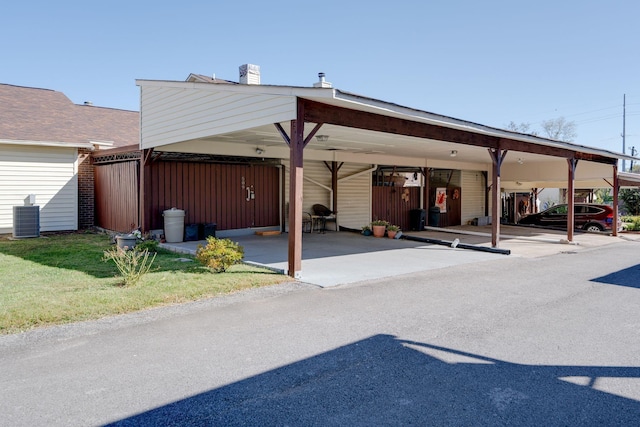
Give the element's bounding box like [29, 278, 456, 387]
[0, 139, 95, 149]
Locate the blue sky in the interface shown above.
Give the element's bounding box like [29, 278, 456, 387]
[2, 1, 639, 164]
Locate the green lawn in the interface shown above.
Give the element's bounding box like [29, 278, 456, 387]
[0, 231, 290, 335]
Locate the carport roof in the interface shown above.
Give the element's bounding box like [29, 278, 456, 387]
[136, 77, 638, 170]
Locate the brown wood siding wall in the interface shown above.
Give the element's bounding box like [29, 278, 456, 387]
[94, 161, 139, 233]
[147, 161, 280, 231]
[428, 186, 462, 227]
[372, 187, 421, 230]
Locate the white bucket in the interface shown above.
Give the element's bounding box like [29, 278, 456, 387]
[163, 208, 185, 243]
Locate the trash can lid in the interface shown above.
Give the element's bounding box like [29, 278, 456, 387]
[163, 208, 185, 216]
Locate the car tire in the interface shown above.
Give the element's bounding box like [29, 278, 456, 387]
[584, 223, 604, 232]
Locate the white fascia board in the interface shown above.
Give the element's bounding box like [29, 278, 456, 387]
[619, 171, 640, 184]
[0, 139, 94, 149]
[136, 79, 338, 100]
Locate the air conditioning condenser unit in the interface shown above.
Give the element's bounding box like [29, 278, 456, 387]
[13, 205, 40, 238]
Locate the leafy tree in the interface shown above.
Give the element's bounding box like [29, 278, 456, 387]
[594, 188, 613, 205]
[619, 188, 640, 216]
[505, 117, 577, 142]
[541, 117, 577, 142]
[506, 121, 538, 135]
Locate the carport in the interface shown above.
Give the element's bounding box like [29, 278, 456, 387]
[136, 66, 638, 279]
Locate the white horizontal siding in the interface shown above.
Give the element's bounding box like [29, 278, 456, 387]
[140, 86, 296, 149]
[283, 159, 332, 212]
[337, 164, 371, 230]
[282, 161, 372, 231]
[461, 170, 487, 224]
[0, 145, 78, 233]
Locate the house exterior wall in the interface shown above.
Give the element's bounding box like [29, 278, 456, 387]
[282, 160, 372, 230]
[461, 170, 487, 225]
[283, 159, 329, 215]
[0, 144, 78, 234]
[337, 165, 372, 230]
[78, 148, 94, 229]
[139, 84, 296, 149]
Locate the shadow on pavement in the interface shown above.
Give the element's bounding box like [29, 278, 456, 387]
[106, 334, 640, 426]
[592, 263, 640, 289]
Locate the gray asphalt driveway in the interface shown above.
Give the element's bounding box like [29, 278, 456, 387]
[1, 239, 639, 425]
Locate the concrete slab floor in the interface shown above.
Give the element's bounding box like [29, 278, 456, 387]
[160, 226, 638, 288]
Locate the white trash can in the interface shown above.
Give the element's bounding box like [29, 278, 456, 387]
[163, 208, 185, 243]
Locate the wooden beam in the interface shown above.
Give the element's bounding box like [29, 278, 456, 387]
[287, 101, 305, 278]
[482, 171, 489, 217]
[422, 168, 430, 211]
[489, 148, 508, 247]
[567, 159, 578, 242]
[274, 123, 290, 145]
[613, 164, 619, 237]
[300, 99, 618, 165]
[323, 161, 341, 214]
[139, 148, 153, 233]
[302, 99, 500, 150]
[531, 188, 540, 213]
[281, 165, 286, 232]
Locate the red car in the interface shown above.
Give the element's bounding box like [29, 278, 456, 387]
[518, 203, 615, 232]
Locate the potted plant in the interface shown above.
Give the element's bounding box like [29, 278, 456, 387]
[361, 225, 372, 236]
[115, 229, 144, 250]
[370, 220, 389, 238]
[386, 224, 400, 239]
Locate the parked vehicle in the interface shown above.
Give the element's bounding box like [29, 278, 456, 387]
[518, 203, 615, 232]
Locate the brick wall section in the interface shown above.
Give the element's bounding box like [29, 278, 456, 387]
[78, 148, 94, 229]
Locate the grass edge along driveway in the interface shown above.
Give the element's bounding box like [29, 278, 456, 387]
[0, 231, 290, 335]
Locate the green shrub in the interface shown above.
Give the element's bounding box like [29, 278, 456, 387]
[626, 218, 640, 231]
[196, 237, 244, 273]
[102, 247, 157, 286]
[135, 239, 159, 252]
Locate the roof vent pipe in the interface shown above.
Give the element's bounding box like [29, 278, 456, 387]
[313, 72, 332, 88]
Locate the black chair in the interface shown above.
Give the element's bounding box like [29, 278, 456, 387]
[285, 202, 312, 233]
[311, 204, 337, 233]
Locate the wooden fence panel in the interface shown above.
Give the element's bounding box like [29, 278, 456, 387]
[372, 186, 421, 231]
[95, 162, 139, 233]
[148, 162, 279, 231]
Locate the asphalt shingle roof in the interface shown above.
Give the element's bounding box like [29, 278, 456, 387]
[0, 83, 139, 148]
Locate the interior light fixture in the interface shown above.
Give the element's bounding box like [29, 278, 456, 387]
[517, 158, 524, 165]
[316, 135, 329, 142]
[450, 150, 458, 157]
[255, 147, 265, 155]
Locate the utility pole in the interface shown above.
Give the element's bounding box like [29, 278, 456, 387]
[622, 94, 626, 172]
